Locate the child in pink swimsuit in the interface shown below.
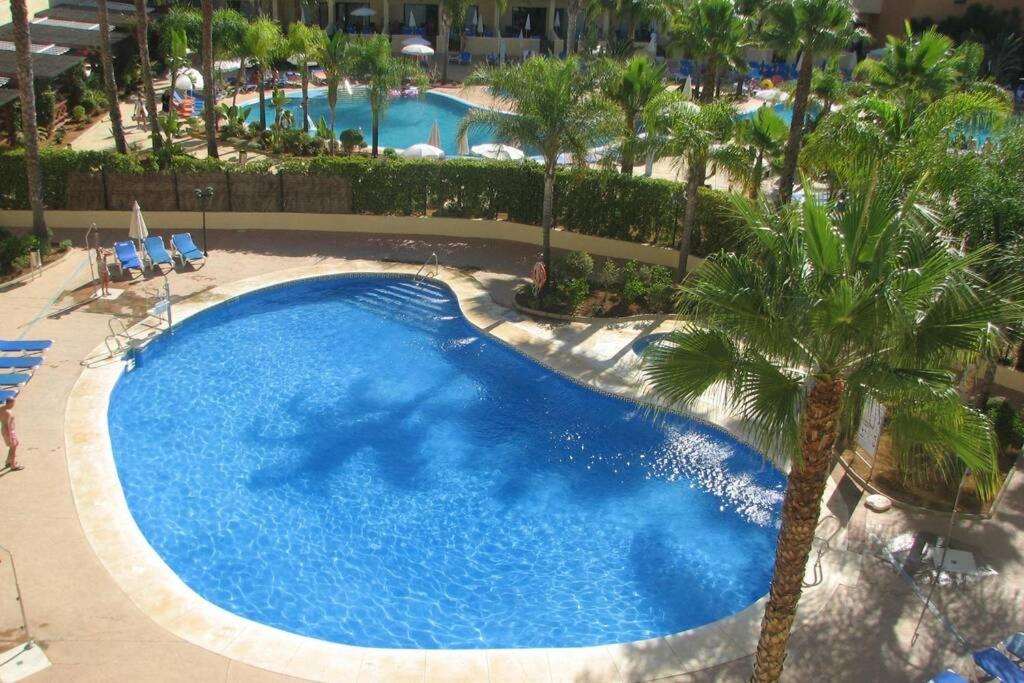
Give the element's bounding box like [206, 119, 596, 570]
[1, 396, 20, 471]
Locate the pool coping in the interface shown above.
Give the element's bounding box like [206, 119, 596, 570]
[64, 260, 854, 683]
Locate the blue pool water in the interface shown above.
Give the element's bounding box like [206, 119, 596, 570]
[108, 276, 784, 649]
[242, 90, 494, 154]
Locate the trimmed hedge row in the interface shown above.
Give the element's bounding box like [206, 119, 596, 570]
[0, 149, 742, 255]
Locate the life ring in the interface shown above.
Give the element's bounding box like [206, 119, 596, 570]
[531, 261, 547, 292]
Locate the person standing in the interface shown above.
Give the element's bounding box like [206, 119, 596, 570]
[1, 396, 21, 471]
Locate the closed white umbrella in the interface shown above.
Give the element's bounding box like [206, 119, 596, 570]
[524, 14, 531, 34]
[476, 12, 484, 35]
[457, 129, 470, 156]
[401, 43, 434, 56]
[518, 29, 524, 40]
[682, 75, 692, 99]
[498, 39, 506, 64]
[344, 78, 354, 95]
[408, 11, 416, 28]
[554, 13, 560, 28]
[128, 201, 149, 245]
[647, 32, 656, 56]
[427, 120, 441, 148]
[402, 143, 444, 159]
[471, 143, 524, 160]
[174, 67, 203, 91]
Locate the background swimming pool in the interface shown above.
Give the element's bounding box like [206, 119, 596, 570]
[242, 90, 494, 154]
[108, 276, 784, 649]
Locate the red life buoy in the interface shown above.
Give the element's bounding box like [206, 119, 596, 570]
[531, 261, 547, 292]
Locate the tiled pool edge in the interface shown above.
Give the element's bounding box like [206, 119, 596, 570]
[64, 260, 853, 683]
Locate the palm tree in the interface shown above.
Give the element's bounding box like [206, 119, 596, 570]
[598, 56, 666, 174]
[671, 0, 748, 102]
[715, 105, 788, 197]
[241, 16, 284, 130]
[643, 180, 1014, 683]
[96, 0, 127, 154]
[761, 0, 865, 202]
[459, 57, 618, 273]
[565, 0, 583, 54]
[133, 0, 163, 151]
[201, 0, 218, 158]
[351, 36, 425, 157]
[643, 94, 734, 279]
[316, 31, 353, 154]
[287, 21, 324, 134]
[213, 8, 250, 108]
[9, 0, 48, 246]
[438, 0, 468, 83]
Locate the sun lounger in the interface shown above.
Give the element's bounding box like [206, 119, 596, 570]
[170, 233, 204, 266]
[974, 648, 1024, 682]
[113, 240, 143, 277]
[1003, 633, 1024, 662]
[0, 374, 32, 387]
[0, 357, 42, 370]
[144, 236, 174, 271]
[0, 339, 52, 353]
[0, 389, 17, 402]
[930, 670, 969, 683]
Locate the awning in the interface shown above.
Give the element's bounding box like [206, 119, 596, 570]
[0, 22, 128, 48]
[0, 50, 84, 80]
[36, 4, 140, 28]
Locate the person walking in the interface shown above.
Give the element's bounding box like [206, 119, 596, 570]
[1, 396, 21, 471]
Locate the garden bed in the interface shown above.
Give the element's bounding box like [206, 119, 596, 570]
[0, 239, 73, 287]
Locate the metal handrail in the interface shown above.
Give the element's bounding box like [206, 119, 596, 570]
[0, 543, 31, 648]
[414, 252, 439, 285]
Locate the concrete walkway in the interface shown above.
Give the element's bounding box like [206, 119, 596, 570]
[0, 229, 1020, 682]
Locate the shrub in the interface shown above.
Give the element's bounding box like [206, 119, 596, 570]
[339, 128, 364, 154]
[36, 89, 56, 128]
[0, 230, 39, 276]
[596, 258, 621, 289]
[554, 250, 594, 282]
[71, 105, 87, 123]
[987, 397, 1024, 452]
[642, 264, 674, 312]
[80, 91, 97, 115]
[58, 239, 73, 251]
[622, 260, 645, 304]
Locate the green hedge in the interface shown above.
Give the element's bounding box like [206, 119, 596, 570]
[0, 149, 743, 256]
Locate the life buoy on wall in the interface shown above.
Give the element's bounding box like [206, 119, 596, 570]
[531, 261, 547, 292]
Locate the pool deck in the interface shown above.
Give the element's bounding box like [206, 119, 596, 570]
[1, 229, 1023, 682]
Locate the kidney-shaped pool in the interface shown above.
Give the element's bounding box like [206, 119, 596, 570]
[108, 275, 784, 649]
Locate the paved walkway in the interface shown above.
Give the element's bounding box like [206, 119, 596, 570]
[0, 229, 1020, 682]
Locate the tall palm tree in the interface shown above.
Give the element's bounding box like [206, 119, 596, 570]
[643, 180, 1015, 683]
[671, 0, 748, 102]
[351, 36, 425, 157]
[715, 105, 788, 197]
[598, 55, 666, 174]
[133, 0, 163, 151]
[438, 0, 468, 83]
[761, 0, 865, 202]
[806, 58, 846, 120]
[241, 16, 284, 130]
[97, 0, 127, 154]
[287, 22, 324, 134]
[316, 31, 352, 154]
[459, 57, 618, 273]
[200, 0, 218, 158]
[565, 0, 583, 54]
[10, 0, 48, 246]
[643, 94, 734, 279]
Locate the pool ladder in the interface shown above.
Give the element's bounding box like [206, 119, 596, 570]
[104, 316, 136, 358]
[414, 252, 439, 286]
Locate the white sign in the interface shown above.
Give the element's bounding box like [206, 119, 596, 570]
[856, 396, 886, 456]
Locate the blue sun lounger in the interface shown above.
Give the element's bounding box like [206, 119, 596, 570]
[930, 670, 968, 683]
[0, 339, 52, 353]
[974, 648, 1024, 682]
[171, 233, 204, 266]
[113, 240, 143, 277]
[1004, 632, 1024, 661]
[0, 389, 17, 402]
[0, 374, 31, 387]
[144, 236, 174, 270]
[0, 356, 42, 370]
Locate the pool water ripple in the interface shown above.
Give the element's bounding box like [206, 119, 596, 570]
[108, 276, 784, 649]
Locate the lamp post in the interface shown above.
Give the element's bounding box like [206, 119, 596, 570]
[193, 186, 214, 256]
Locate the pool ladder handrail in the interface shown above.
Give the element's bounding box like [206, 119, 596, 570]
[104, 316, 136, 356]
[414, 252, 439, 285]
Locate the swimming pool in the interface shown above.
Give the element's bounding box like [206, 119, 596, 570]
[108, 275, 783, 649]
[241, 89, 494, 154]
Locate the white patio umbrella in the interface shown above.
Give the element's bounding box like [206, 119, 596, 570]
[647, 32, 657, 56]
[755, 88, 789, 103]
[427, 120, 441, 148]
[524, 14, 531, 35]
[554, 13, 560, 29]
[498, 39, 506, 64]
[344, 78, 354, 95]
[682, 75, 692, 99]
[518, 29, 524, 40]
[402, 35, 430, 46]
[174, 67, 203, 91]
[214, 58, 242, 72]
[471, 143, 524, 160]
[476, 11, 484, 35]
[408, 11, 416, 28]
[128, 201, 148, 246]
[456, 129, 470, 156]
[402, 143, 445, 159]
[402, 43, 434, 56]
[351, 6, 375, 28]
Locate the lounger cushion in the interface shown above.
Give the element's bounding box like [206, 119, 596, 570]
[114, 241, 142, 270]
[171, 233, 204, 261]
[0, 389, 17, 402]
[0, 357, 43, 369]
[0, 339, 52, 352]
[144, 236, 174, 265]
[0, 373, 32, 386]
[974, 648, 1024, 682]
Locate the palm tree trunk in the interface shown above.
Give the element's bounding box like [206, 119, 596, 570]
[542, 165, 555, 274]
[257, 70, 267, 129]
[301, 67, 310, 133]
[751, 151, 763, 199]
[566, 0, 579, 54]
[750, 377, 844, 683]
[372, 111, 380, 157]
[10, 0, 48, 246]
[97, 0, 127, 154]
[134, 0, 163, 152]
[201, 0, 218, 158]
[621, 112, 634, 175]
[701, 62, 718, 103]
[328, 89, 337, 154]
[735, 71, 745, 98]
[675, 161, 702, 280]
[969, 357, 998, 410]
[777, 50, 813, 204]
[440, 10, 449, 83]
[1015, 341, 1024, 371]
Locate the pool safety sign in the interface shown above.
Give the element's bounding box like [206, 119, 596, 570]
[856, 397, 885, 456]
